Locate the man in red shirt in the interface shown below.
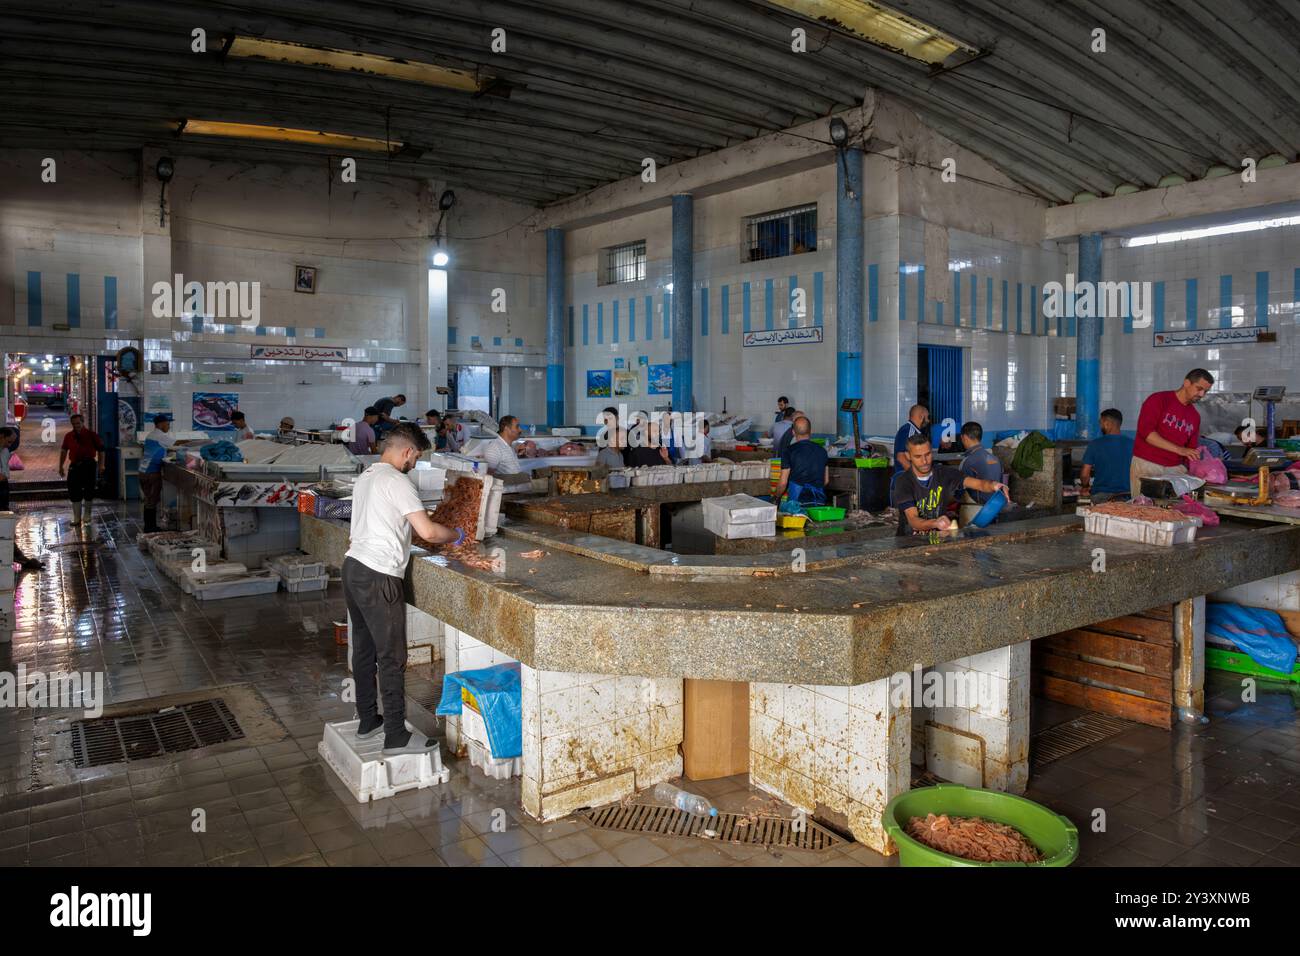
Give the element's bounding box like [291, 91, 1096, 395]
[1130, 368, 1214, 497]
[58, 413, 106, 527]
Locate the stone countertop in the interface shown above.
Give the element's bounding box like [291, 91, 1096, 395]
[301, 512, 1300, 686]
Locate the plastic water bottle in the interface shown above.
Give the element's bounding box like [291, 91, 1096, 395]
[529, 424, 536, 437]
[653, 782, 718, 818]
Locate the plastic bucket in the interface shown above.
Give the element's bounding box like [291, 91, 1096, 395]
[970, 490, 1007, 528]
[883, 784, 1078, 867]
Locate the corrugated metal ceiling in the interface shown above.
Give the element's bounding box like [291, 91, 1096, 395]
[1, 0, 1296, 207]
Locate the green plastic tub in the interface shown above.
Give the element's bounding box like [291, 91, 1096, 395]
[855, 456, 889, 468]
[883, 784, 1079, 867]
[1206, 646, 1300, 684]
[804, 505, 846, 521]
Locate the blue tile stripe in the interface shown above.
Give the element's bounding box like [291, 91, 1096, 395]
[700, 287, 709, 336]
[971, 273, 978, 328]
[1219, 274, 1232, 329]
[582, 303, 589, 346]
[449, 327, 458, 344]
[985, 275, 992, 329]
[953, 271, 961, 327]
[868, 264, 878, 324]
[104, 276, 118, 330]
[1030, 285, 1037, 335]
[597, 301, 603, 344]
[644, 295, 653, 341]
[916, 265, 925, 323]
[628, 297, 636, 342]
[26, 271, 41, 326]
[662, 292, 671, 340]
[721, 284, 730, 335]
[1016, 282, 1023, 334]
[568, 305, 574, 348]
[612, 299, 619, 344]
[936, 301, 944, 324]
[742, 281, 752, 333]
[1257, 271, 1270, 328]
[1186, 277, 1198, 330]
[66, 273, 81, 328]
[1154, 280, 1165, 332]
[1001, 279, 1008, 331]
[813, 272, 824, 327]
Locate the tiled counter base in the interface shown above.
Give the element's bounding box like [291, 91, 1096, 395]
[520, 666, 684, 822]
[748, 678, 911, 854]
[439, 623, 684, 821]
[919, 643, 1032, 795]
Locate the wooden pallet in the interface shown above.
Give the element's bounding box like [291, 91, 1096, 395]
[1032, 604, 1174, 728]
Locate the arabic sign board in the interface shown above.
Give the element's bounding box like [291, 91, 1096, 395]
[1153, 326, 1262, 348]
[250, 345, 348, 361]
[742, 327, 824, 348]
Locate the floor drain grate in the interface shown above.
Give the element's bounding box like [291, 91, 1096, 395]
[583, 802, 845, 850]
[1031, 712, 1134, 767]
[69, 698, 245, 768]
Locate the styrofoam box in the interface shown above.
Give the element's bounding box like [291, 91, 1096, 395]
[708, 519, 776, 540]
[0, 567, 13, 592]
[459, 706, 522, 780]
[1077, 507, 1201, 546]
[318, 719, 450, 802]
[703, 494, 777, 526]
[182, 562, 249, 593]
[0, 539, 12, 564]
[0, 513, 15, 539]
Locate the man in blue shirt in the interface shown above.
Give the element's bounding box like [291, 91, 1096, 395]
[893, 404, 929, 475]
[775, 416, 829, 505]
[139, 414, 195, 532]
[958, 421, 1002, 505]
[1081, 408, 1134, 503]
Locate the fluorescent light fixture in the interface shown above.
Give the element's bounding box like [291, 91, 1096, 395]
[227, 36, 486, 92]
[767, 0, 975, 64]
[1122, 214, 1300, 247]
[432, 251, 450, 267]
[181, 119, 400, 152]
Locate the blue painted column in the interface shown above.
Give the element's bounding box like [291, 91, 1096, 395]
[1076, 232, 1103, 440]
[837, 148, 864, 438]
[671, 194, 694, 412]
[545, 227, 565, 427]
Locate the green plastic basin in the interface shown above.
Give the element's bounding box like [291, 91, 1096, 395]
[883, 784, 1079, 867]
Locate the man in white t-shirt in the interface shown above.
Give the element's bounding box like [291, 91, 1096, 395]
[230, 411, 255, 441]
[481, 415, 523, 476]
[344, 422, 460, 754]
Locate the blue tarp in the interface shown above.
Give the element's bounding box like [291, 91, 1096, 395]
[200, 440, 243, 462]
[1206, 602, 1299, 675]
[435, 661, 523, 758]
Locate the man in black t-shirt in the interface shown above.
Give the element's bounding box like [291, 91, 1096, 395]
[372, 394, 406, 436]
[892, 432, 1006, 536]
[776, 416, 829, 504]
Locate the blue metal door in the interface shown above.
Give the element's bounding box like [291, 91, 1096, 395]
[919, 344, 963, 438]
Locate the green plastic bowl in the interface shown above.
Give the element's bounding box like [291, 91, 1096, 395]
[804, 505, 846, 521]
[883, 784, 1079, 867]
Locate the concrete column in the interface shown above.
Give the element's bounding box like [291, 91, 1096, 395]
[671, 194, 694, 412]
[545, 227, 565, 427]
[836, 149, 864, 438]
[1076, 232, 1103, 440]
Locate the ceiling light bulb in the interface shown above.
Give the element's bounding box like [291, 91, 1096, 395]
[432, 251, 450, 267]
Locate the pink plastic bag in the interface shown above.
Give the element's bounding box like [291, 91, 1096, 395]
[1187, 446, 1226, 483]
[7, 453, 23, 471]
[1172, 494, 1219, 526]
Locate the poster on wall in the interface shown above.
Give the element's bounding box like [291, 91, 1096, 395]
[147, 393, 172, 412]
[614, 357, 625, 369]
[648, 364, 673, 394]
[586, 370, 612, 398]
[194, 372, 245, 385]
[613, 370, 639, 397]
[638, 355, 649, 366]
[192, 392, 240, 431]
[117, 398, 139, 440]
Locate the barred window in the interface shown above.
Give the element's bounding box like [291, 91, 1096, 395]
[600, 240, 646, 285]
[744, 204, 817, 262]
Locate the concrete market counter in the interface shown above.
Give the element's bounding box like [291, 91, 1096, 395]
[300, 511, 1300, 850]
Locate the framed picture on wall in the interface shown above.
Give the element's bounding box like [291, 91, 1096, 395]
[586, 370, 612, 398]
[294, 265, 317, 294]
[648, 364, 673, 394]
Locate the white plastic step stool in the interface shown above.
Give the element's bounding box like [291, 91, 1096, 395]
[318, 718, 450, 802]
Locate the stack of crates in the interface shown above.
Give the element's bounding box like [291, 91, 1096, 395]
[0, 512, 15, 643]
[267, 552, 329, 593]
[457, 686, 522, 780]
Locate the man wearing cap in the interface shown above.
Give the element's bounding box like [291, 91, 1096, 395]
[139, 414, 195, 533]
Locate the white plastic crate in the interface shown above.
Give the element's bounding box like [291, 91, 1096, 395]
[1077, 507, 1201, 546]
[0, 539, 12, 564]
[459, 706, 521, 780]
[0, 512, 14, 539]
[709, 519, 776, 540]
[318, 719, 450, 802]
[181, 561, 249, 594]
[267, 553, 326, 581]
[702, 494, 777, 534]
[192, 569, 281, 600]
[0, 567, 14, 592]
[284, 574, 329, 593]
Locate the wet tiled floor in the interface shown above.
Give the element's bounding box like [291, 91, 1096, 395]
[1, 501, 1298, 866]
